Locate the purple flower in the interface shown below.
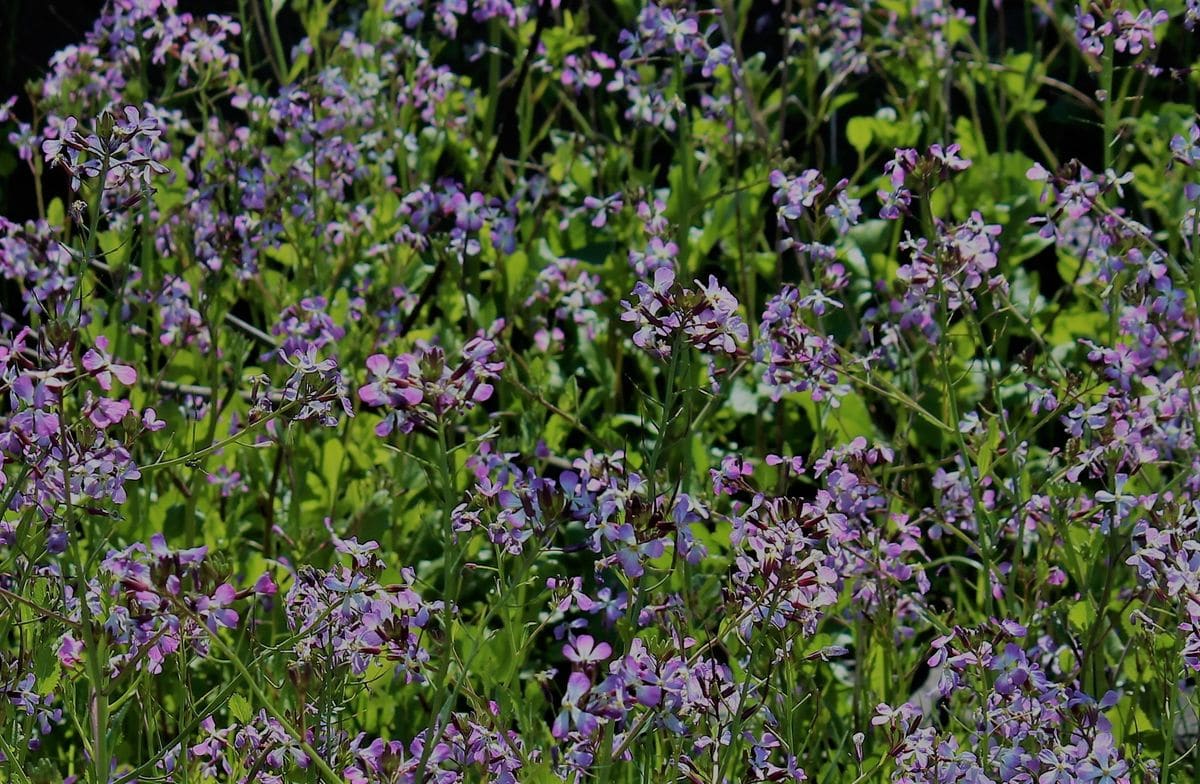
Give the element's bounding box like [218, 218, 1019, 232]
[770, 169, 825, 221]
[81, 336, 137, 390]
[582, 192, 623, 228]
[620, 268, 748, 359]
[360, 354, 425, 408]
[58, 635, 84, 668]
[195, 583, 240, 632]
[1075, 4, 1112, 56]
[1112, 8, 1168, 54]
[711, 454, 754, 495]
[359, 324, 504, 436]
[449, 190, 487, 232]
[564, 635, 612, 665]
[553, 671, 600, 738]
[1079, 731, 1128, 784]
[756, 286, 847, 403]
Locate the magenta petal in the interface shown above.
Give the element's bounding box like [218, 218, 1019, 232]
[576, 712, 599, 737]
[365, 353, 390, 375]
[111, 364, 138, 385]
[89, 398, 131, 428]
[81, 349, 104, 372]
[253, 573, 278, 595]
[552, 711, 569, 739]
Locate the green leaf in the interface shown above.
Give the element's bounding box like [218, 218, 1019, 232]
[322, 438, 345, 491]
[37, 667, 60, 699]
[1067, 600, 1096, 634]
[846, 116, 873, 156]
[977, 416, 1001, 477]
[268, 243, 300, 269]
[229, 693, 252, 723]
[48, 198, 65, 230]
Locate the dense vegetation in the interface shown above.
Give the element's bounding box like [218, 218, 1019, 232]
[3, 1, 1200, 782]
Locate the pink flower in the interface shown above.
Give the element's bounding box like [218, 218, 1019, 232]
[563, 634, 612, 664]
[195, 583, 240, 632]
[88, 398, 131, 429]
[359, 354, 424, 408]
[58, 634, 84, 668]
[253, 573, 278, 596]
[81, 336, 138, 390]
[142, 408, 167, 431]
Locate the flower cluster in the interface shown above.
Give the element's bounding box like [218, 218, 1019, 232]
[1075, 3, 1169, 57]
[770, 168, 863, 259]
[358, 322, 505, 436]
[756, 285, 848, 403]
[883, 624, 1129, 784]
[58, 534, 272, 676]
[524, 257, 607, 352]
[42, 106, 170, 192]
[878, 143, 972, 219]
[620, 267, 749, 359]
[285, 534, 440, 679]
[451, 451, 564, 555]
[3, 0, 1200, 782]
[3, 672, 64, 753]
[897, 211, 1004, 313]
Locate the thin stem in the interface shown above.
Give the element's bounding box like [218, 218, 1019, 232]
[415, 417, 463, 781]
[180, 603, 341, 784]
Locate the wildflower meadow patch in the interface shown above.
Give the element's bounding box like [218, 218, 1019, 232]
[2, 0, 1200, 782]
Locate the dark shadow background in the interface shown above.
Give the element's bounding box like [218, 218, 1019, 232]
[0, 0, 245, 219]
[1, 1, 98, 218]
[1, 2, 104, 101]
[2, 0, 1194, 224]
[1, 1, 244, 97]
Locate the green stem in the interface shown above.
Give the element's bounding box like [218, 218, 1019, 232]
[646, 332, 686, 501]
[415, 418, 463, 780]
[59, 389, 110, 784]
[1100, 38, 1116, 174]
[1099, 39, 1120, 342]
[193, 611, 340, 784]
[141, 381, 332, 472]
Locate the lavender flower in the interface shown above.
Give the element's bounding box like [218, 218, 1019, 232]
[359, 322, 504, 436]
[620, 267, 748, 359]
